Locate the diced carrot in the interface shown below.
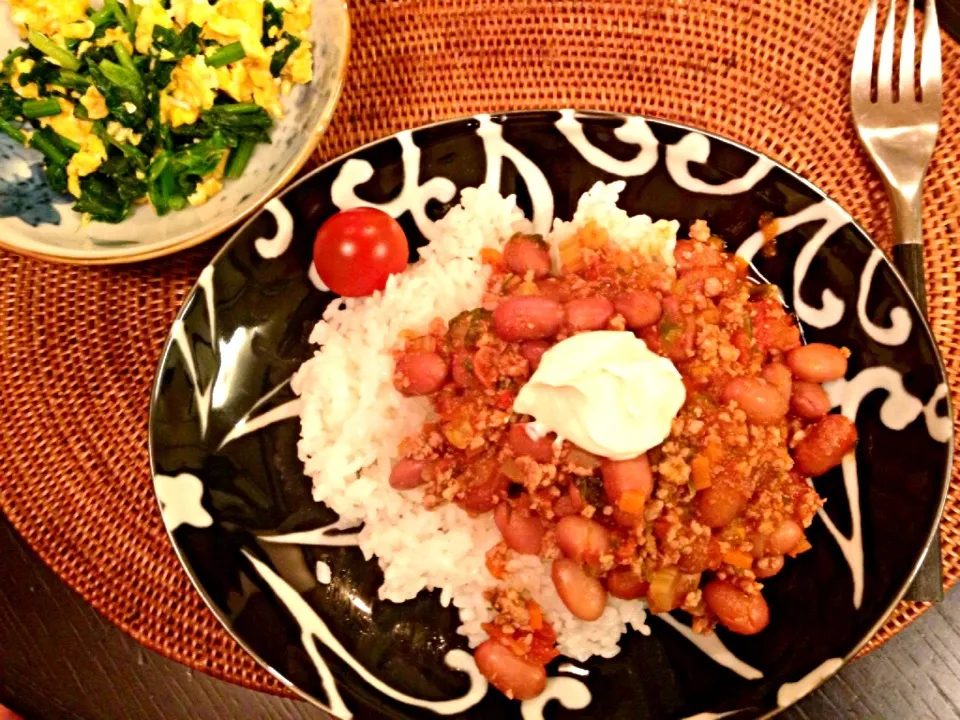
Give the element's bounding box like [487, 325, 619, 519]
[579, 221, 609, 249]
[527, 601, 543, 631]
[485, 547, 506, 580]
[516, 280, 540, 296]
[691, 455, 712, 490]
[481, 248, 503, 266]
[559, 239, 584, 271]
[704, 438, 725, 463]
[618, 490, 647, 515]
[723, 549, 755, 569]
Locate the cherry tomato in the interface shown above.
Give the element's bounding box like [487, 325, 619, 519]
[313, 208, 409, 297]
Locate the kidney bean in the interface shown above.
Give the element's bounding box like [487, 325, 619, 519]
[494, 503, 545, 555]
[508, 424, 555, 462]
[394, 351, 448, 396]
[474, 640, 547, 700]
[696, 484, 749, 528]
[677, 535, 712, 573]
[791, 381, 831, 419]
[721, 377, 788, 424]
[613, 291, 662, 329]
[564, 296, 615, 332]
[389, 458, 427, 490]
[552, 558, 607, 621]
[503, 234, 552, 278]
[602, 456, 654, 505]
[793, 414, 858, 476]
[761, 362, 793, 402]
[754, 555, 785, 579]
[787, 343, 848, 382]
[493, 296, 564, 342]
[451, 351, 476, 388]
[519, 340, 550, 370]
[555, 516, 611, 567]
[606, 567, 649, 600]
[703, 580, 770, 635]
[768, 519, 804, 555]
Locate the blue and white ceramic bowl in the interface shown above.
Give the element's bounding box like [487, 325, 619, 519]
[0, 1, 349, 264]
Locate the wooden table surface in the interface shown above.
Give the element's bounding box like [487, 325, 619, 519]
[3, 3, 960, 718]
[2, 513, 960, 720]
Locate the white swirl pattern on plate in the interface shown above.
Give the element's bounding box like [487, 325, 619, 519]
[243, 549, 490, 719]
[158, 110, 953, 718]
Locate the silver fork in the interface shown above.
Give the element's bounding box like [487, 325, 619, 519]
[851, 0, 944, 601]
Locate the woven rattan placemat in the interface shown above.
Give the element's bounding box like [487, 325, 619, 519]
[1, 0, 958, 698]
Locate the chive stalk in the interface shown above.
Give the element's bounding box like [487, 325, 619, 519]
[27, 32, 81, 71]
[0, 118, 26, 144]
[112, 41, 137, 74]
[225, 137, 256, 178]
[28, 131, 68, 165]
[104, 0, 135, 35]
[207, 42, 246, 68]
[21, 98, 62, 119]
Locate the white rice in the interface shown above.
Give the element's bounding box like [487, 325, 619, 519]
[293, 181, 677, 661]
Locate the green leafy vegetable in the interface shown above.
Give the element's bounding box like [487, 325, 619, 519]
[270, 36, 301, 76]
[152, 24, 202, 61]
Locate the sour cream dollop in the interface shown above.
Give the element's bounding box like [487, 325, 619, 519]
[513, 331, 686, 460]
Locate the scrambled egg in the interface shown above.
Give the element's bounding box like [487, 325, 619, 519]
[8, 0, 89, 40]
[134, 0, 174, 55]
[10, 57, 39, 99]
[6, 0, 314, 211]
[38, 99, 107, 197]
[160, 55, 218, 127]
[79, 85, 109, 120]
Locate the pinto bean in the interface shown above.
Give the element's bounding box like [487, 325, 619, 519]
[508, 424, 555, 462]
[474, 640, 548, 700]
[761, 362, 793, 401]
[787, 343, 848, 382]
[389, 458, 427, 490]
[793, 414, 858, 476]
[613, 291, 662, 329]
[552, 558, 607, 621]
[493, 296, 564, 342]
[768, 519, 804, 555]
[494, 503, 545, 555]
[606, 567, 649, 600]
[601, 456, 654, 505]
[721, 377, 788, 424]
[696, 484, 749, 528]
[519, 340, 550, 370]
[703, 580, 770, 635]
[503, 234, 552, 279]
[394, 351, 448, 395]
[564, 296, 615, 332]
[555, 516, 611, 567]
[791, 381, 832, 419]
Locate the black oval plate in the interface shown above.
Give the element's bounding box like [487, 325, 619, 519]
[149, 110, 953, 720]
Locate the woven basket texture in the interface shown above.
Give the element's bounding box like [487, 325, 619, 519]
[1, 0, 958, 697]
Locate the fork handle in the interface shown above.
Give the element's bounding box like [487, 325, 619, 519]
[892, 240, 941, 602]
[893, 244, 928, 316]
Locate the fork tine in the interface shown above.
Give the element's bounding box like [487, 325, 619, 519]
[852, 0, 879, 95]
[878, 0, 898, 100]
[899, 0, 916, 101]
[920, 0, 942, 101]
